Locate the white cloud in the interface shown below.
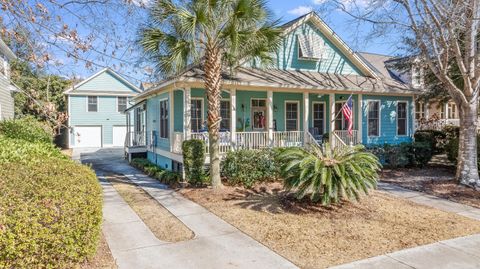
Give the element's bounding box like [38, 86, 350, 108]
[313, 0, 369, 9]
[312, 0, 326, 4]
[287, 6, 313, 16]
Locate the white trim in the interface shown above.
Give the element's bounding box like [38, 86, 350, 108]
[184, 87, 192, 140]
[67, 92, 138, 97]
[366, 100, 381, 137]
[86, 96, 98, 112]
[396, 101, 409, 136]
[230, 89, 237, 145]
[64, 68, 142, 95]
[311, 101, 326, 134]
[169, 90, 174, 151]
[190, 97, 204, 132]
[116, 96, 128, 113]
[284, 100, 300, 131]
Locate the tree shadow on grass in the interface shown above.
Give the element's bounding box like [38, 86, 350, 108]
[225, 186, 375, 217]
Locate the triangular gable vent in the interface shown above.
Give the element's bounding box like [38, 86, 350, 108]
[297, 34, 324, 60]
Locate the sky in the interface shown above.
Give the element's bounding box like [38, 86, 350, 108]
[6, 0, 405, 85]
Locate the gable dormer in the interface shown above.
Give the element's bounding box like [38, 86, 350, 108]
[275, 12, 377, 77]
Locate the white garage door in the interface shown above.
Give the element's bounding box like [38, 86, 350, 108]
[112, 126, 127, 147]
[74, 126, 102, 148]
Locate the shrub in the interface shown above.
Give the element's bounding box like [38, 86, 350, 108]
[445, 134, 480, 166]
[279, 144, 381, 205]
[412, 141, 433, 167]
[443, 125, 460, 142]
[367, 143, 412, 168]
[0, 117, 53, 143]
[414, 130, 446, 154]
[0, 136, 65, 164]
[131, 158, 181, 185]
[182, 139, 207, 184]
[0, 153, 102, 268]
[222, 148, 280, 188]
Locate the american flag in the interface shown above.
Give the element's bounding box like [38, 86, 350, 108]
[341, 95, 354, 136]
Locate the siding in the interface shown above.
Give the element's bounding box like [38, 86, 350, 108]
[76, 71, 135, 92]
[0, 74, 14, 120]
[272, 92, 303, 131]
[69, 95, 128, 145]
[146, 92, 170, 150]
[147, 151, 172, 170]
[361, 95, 414, 145]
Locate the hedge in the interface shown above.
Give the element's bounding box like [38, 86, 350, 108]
[221, 148, 282, 187]
[131, 158, 181, 185]
[414, 129, 447, 154]
[0, 137, 102, 268]
[0, 117, 53, 144]
[367, 142, 432, 168]
[182, 139, 207, 184]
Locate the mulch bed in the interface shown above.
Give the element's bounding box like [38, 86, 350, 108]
[179, 182, 480, 268]
[381, 166, 480, 209]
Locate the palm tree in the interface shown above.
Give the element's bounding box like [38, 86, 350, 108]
[139, 0, 282, 189]
[279, 144, 381, 205]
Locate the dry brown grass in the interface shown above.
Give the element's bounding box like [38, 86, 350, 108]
[107, 175, 194, 242]
[80, 232, 117, 269]
[179, 183, 480, 269]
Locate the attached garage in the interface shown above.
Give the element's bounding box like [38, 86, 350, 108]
[112, 126, 127, 147]
[73, 126, 102, 148]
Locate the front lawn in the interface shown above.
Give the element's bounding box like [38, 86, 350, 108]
[179, 183, 480, 268]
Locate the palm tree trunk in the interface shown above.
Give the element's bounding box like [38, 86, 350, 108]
[456, 101, 480, 189]
[204, 44, 223, 189]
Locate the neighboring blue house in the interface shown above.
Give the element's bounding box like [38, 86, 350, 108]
[65, 68, 142, 148]
[125, 12, 420, 171]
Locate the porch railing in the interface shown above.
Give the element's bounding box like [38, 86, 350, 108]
[332, 130, 358, 148]
[237, 132, 269, 149]
[271, 131, 304, 148]
[192, 132, 232, 154]
[172, 132, 184, 154]
[125, 131, 146, 147]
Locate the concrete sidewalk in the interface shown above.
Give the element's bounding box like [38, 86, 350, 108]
[76, 148, 297, 269]
[331, 182, 480, 269]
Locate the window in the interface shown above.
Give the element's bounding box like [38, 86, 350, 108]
[334, 102, 354, 131]
[440, 105, 446, 119]
[117, 97, 127, 113]
[159, 100, 169, 138]
[447, 103, 457, 119]
[285, 101, 299, 131]
[367, 101, 380, 136]
[415, 102, 425, 120]
[397, 102, 408, 136]
[87, 96, 98, 112]
[297, 34, 324, 60]
[220, 100, 230, 131]
[191, 99, 203, 132]
[312, 102, 325, 134]
[251, 99, 267, 130]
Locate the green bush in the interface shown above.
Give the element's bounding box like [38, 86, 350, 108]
[279, 144, 381, 205]
[182, 139, 207, 184]
[412, 141, 433, 167]
[131, 158, 181, 185]
[0, 117, 53, 143]
[221, 148, 280, 188]
[0, 136, 66, 164]
[445, 134, 480, 165]
[0, 149, 102, 268]
[414, 130, 446, 154]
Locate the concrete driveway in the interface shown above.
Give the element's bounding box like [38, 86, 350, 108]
[74, 147, 298, 269]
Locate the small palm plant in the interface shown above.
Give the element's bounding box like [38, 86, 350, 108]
[279, 144, 381, 205]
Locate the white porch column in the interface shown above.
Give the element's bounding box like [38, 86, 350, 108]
[169, 89, 174, 152]
[230, 89, 237, 147]
[267, 90, 274, 145]
[183, 87, 191, 140]
[329, 93, 335, 146]
[357, 94, 363, 144]
[303, 92, 309, 142]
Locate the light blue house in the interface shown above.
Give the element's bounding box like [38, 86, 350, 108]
[125, 12, 420, 171]
[65, 68, 142, 148]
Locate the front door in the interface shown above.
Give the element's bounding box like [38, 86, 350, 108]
[251, 99, 267, 131]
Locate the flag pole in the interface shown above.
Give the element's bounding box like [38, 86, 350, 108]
[330, 93, 353, 123]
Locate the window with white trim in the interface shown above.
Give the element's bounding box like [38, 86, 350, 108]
[415, 102, 425, 120]
[191, 99, 203, 132]
[117, 97, 127, 113]
[397, 102, 407, 136]
[220, 100, 230, 131]
[367, 100, 380, 136]
[159, 99, 169, 138]
[297, 34, 324, 60]
[312, 102, 325, 134]
[87, 96, 98, 112]
[447, 103, 458, 119]
[285, 102, 299, 131]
